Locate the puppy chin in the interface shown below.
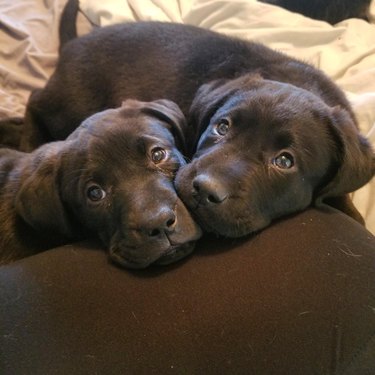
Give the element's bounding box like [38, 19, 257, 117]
[109, 242, 195, 269]
[108, 249, 154, 269]
[193, 208, 271, 238]
[154, 241, 196, 266]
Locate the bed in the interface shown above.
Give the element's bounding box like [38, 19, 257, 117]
[0, 0, 374, 234]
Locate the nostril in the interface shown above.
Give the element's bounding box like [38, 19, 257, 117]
[149, 228, 161, 237]
[192, 180, 200, 193]
[208, 194, 221, 203]
[166, 217, 176, 228]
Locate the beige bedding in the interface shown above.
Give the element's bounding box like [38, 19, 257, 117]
[0, 0, 374, 233]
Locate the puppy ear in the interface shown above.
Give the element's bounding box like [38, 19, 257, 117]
[15, 145, 74, 238]
[316, 107, 374, 202]
[122, 99, 187, 152]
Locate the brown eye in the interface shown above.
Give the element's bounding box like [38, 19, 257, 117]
[151, 147, 167, 164]
[273, 152, 294, 169]
[214, 118, 230, 136]
[87, 184, 106, 201]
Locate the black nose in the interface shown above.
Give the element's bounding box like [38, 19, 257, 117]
[147, 208, 176, 237]
[192, 174, 228, 204]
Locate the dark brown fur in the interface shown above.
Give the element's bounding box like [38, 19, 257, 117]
[176, 75, 374, 236]
[0, 99, 201, 267]
[15, 12, 374, 237]
[20, 21, 357, 151]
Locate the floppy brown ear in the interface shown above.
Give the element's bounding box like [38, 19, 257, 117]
[15, 145, 74, 238]
[188, 74, 263, 152]
[122, 99, 187, 153]
[315, 106, 374, 203]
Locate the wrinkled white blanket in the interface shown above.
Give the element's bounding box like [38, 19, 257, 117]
[0, 0, 374, 233]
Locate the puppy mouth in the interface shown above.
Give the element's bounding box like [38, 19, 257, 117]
[109, 241, 196, 270]
[154, 241, 195, 265]
[187, 202, 269, 238]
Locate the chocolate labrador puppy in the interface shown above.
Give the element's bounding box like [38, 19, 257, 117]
[176, 74, 374, 236]
[0, 99, 201, 267]
[17, 5, 374, 238]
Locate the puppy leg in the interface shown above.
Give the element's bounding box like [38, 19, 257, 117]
[19, 90, 53, 152]
[0, 117, 24, 149]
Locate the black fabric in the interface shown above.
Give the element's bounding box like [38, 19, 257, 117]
[1, 207, 375, 374]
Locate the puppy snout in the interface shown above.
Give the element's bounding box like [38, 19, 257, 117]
[192, 174, 228, 204]
[147, 208, 176, 237]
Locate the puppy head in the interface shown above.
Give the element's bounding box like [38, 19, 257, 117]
[176, 75, 374, 237]
[16, 99, 201, 269]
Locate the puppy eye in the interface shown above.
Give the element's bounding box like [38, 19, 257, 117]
[273, 152, 294, 169]
[151, 147, 168, 164]
[214, 118, 230, 136]
[87, 184, 106, 201]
